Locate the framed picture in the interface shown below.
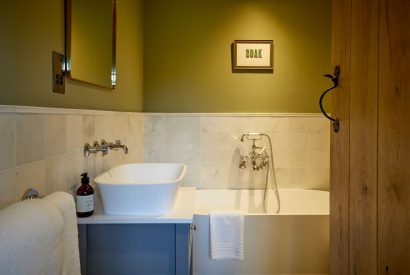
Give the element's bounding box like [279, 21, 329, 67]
[232, 40, 273, 72]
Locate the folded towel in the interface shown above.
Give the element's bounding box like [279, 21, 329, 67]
[43, 192, 81, 275]
[0, 199, 64, 275]
[210, 210, 245, 260]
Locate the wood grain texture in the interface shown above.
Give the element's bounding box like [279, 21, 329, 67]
[330, 0, 351, 274]
[378, 0, 410, 273]
[349, 0, 379, 273]
[331, 0, 410, 273]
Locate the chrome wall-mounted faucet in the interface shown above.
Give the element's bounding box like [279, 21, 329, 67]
[101, 139, 129, 154]
[238, 132, 281, 213]
[238, 133, 269, 171]
[84, 141, 107, 157]
[84, 139, 128, 157]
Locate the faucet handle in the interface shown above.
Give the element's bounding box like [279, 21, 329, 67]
[115, 139, 121, 145]
[239, 155, 247, 170]
[84, 143, 91, 157]
[97, 140, 109, 156]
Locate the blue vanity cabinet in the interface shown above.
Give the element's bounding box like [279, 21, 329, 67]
[78, 224, 191, 275]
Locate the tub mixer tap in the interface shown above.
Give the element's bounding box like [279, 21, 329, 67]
[238, 132, 280, 213]
[238, 133, 269, 171]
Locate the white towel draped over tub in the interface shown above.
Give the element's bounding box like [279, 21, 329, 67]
[0, 192, 81, 275]
[210, 210, 245, 260]
[43, 192, 81, 275]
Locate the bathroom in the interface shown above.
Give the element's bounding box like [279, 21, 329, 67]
[0, 0, 409, 274]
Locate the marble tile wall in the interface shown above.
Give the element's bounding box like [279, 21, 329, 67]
[0, 106, 329, 209]
[0, 106, 144, 209]
[144, 114, 330, 190]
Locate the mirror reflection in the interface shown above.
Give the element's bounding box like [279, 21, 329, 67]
[65, 0, 116, 88]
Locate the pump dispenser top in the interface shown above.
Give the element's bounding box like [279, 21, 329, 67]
[81, 173, 89, 184]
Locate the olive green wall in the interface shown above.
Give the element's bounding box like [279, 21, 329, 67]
[0, 0, 331, 113]
[0, 0, 143, 112]
[143, 0, 331, 113]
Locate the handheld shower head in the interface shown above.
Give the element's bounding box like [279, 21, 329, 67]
[238, 134, 247, 142]
[238, 133, 262, 142]
[247, 133, 262, 139]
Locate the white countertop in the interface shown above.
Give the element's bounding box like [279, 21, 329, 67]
[77, 187, 196, 224]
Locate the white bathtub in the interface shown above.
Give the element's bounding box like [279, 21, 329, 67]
[192, 189, 329, 275]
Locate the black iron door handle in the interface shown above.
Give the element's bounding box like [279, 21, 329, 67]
[319, 66, 340, 132]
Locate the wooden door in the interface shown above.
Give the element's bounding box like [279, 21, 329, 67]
[330, 0, 410, 273]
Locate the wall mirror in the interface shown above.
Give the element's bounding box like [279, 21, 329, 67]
[65, 0, 116, 89]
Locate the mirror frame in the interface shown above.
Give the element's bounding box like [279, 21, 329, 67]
[65, 0, 117, 89]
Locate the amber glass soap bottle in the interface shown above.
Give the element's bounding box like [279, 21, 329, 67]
[76, 173, 94, 217]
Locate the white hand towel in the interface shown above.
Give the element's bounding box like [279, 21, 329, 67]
[43, 192, 81, 275]
[0, 199, 64, 275]
[210, 210, 245, 260]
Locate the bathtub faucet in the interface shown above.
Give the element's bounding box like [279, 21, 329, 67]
[237, 132, 281, 213]
[239, 151, 268, 171]
[238, 135, 269, 171]
[250, 144, 269, 171]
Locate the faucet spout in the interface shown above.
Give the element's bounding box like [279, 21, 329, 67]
[121, 145, 129, 154]
[101, 139, 129, 154]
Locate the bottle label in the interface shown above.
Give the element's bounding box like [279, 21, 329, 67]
[76, 194, 94, 213]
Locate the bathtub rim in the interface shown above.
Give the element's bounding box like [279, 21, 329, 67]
[193, 188, 330, 216]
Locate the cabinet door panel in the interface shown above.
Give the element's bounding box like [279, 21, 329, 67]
[87, 224, 176, 275]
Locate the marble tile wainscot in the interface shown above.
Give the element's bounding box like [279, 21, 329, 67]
[144, 113, 330, 191]
[0, 105, 144, 209]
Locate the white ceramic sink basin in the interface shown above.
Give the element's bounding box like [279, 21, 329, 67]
[94, 163, 187, 215]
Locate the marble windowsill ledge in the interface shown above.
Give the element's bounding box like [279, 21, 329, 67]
[77, 187, 196, 224]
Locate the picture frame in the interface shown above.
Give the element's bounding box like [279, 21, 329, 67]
[232, 40, 273, 72]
